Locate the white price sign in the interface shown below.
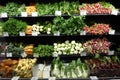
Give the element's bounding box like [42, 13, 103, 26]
[49, 77, 56, 80]
[90, 76, 98, 80]
[54, 31, 60, 36]
[3, 32, 9, 36]
[81, 52, 87, 56]
[21, 52, 27, 58]
[80, 10, 87, 15]
[111, 9, 118, 15]
[80, 30, 86, 35]
[32, 31, 38, 36]
[19, 31, 25, 36]
[1, 12, 7, 17]
[109, 29, 115, 35]
[1, 53, 5, 56]
[55, 11, 62, 16]
[108, 50, 114, 55]
[33, 53, 39, 57]
[11, 76, 20, 80]
[32, 12, 38, 17]
[21, 12, 27, 17]
[31, 77, 38, 80]
[6, 53, 12, 57]
[52, 53, 58, 57]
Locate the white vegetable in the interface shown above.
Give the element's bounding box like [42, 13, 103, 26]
[71, 40, 76, 44]
[36, 29, 39, 32]
[52, 65, 60, 77]
[63, 52, 67, 54]
[47, 28, 51, 31]
[80, 48, 84, 52]
[39, 26, 43, 29]
[54, 45, 58, 49]
[78, 43, 82, 47]
[75, 46, 80, 50]
[37, 32, 40, 34]
[32, 28, 36, 31]
[57, 48, 61, 51]
[74, 51, 78, 54]
[77, 66, 82, 77]
[71, 69, 77, 78]
[40, 29, 43, 31]
[65, 40, 70, 44]
[58, 51, 62, 55]
[47, 31, 50, 34]
[61, 43, 65, 47]
[71, 48, 74, 52]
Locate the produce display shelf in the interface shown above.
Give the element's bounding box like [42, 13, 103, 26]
[59, 52, 120, 58]
[1, 51, 119, 59]
[1, 13, 120, 19]
[0, 77, 120, 80]
[1, 32, 120, 38]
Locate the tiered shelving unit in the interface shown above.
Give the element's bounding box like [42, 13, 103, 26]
[0, 0, 120, 80]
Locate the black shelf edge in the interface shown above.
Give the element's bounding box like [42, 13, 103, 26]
[0, 32, 120, 38]
[59, 51, 120, 57]
[0, 77, 120, 80]
[1, 13, 120, 19]
[1, 51, 119, 58]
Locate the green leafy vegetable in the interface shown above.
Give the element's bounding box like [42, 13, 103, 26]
[2, 18, 27, 35]
[33, 44, 54, 57]
[36, 1, 79, 16]
[4, 2, 20, 16]
[6, 43, 24, 56]
[51, 58, 89, 78]
[53, 16, 86, 35]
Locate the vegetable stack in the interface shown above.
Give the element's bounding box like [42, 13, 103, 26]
[2, 18, 27, 35]
[51, 57, 89, 78]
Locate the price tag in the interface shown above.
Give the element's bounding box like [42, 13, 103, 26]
[32, 12, 38, 17]
[1, 53, 5, 56]
[52, 53, 58, 57]
[49, 77, 56, 80]
[33, 53, 39, 57]
[90, 76, 98, 80]
[55, 11, 62, 16]
[108, 50, 114, 55]
[111, 9, 118, 15]
[31, 77, 38, 80]
[109, 29, 115, 35]
[32, 31, 38, 36]
[3, 32, 9, 36]
[80, 30, 86, 35]
[11, 76, 20, 80]
[19, 32, 25, 36]
[80, 10, 87, 15]
[81, 52, 86, 56]
[1, 12, 7, 17]
[54, 31, 60, 36]
[21, 12, 27, 17]
[21, 52, 27, 58]
[6, 53, 12, 57]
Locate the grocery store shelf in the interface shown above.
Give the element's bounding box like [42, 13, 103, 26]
[1, 32, 120, 37]
[0, 77, 120, 80]
[1, 13, 120, 19]
[1, 51, 119, 59]
[0, 33, 119, 43]
[59, 52, 120, 57]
